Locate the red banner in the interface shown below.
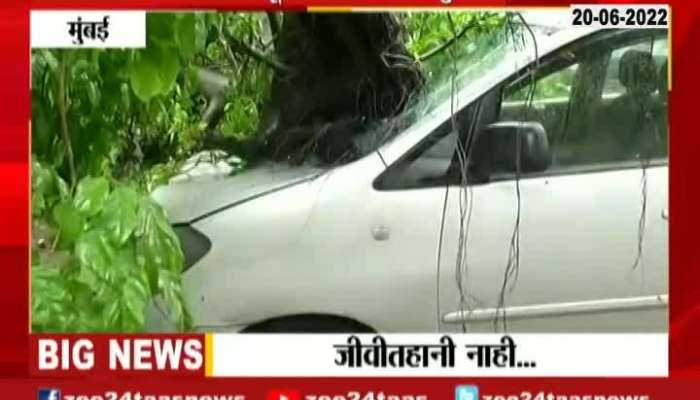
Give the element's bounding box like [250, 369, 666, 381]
[30, 335, 206, 377]
[3, 0, 700, 395]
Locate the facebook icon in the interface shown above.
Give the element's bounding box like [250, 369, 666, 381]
[38, 388, 61, 400]
[455, 385, 479, 400]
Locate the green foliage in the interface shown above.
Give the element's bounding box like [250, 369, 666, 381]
[404, 12, 506, 74]
[201, 13, 272, 141]
[31, 11, 509, 183]
[31, 13, 207, 333]
[510, 64, 578, 101]
[31, 13, 209, 183]
[32, 160, 190, 332]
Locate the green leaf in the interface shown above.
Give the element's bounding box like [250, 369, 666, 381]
[75, 230, 115, 282]
[52, 200, 85, 246]
[32, 162, 70, 202]
[121, 271, 150, 330]
[112, 245, 138, 282]
[147, 13, 175, 45]
[94, 186, 140, 245]
[31, 264, 73, 332]
[157, 46, 180, 95]
[135, 198, 183, 293]
[158, 269, 192, 331]
[54, 170, 70, 200]
[40, 49, 59, 71]
[129, 53, 162, 102]
[129, 45, 180, 102]
[74, 176, 110, 217]
[175, 14, 197, 58]
[32, 192, 46, 217]
[87, 81, 100, 107]
[75, 264, 101, 288]
[32, 159, 56, 195]
[103, 299, 121, 329]
[194, 14, 208, 52]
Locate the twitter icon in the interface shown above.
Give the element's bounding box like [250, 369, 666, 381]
[455, 385, 479, 400]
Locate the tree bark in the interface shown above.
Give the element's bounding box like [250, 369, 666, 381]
[259, 13, 425, 164]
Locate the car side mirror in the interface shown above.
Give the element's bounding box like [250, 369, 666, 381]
[468, 121, 551, 181]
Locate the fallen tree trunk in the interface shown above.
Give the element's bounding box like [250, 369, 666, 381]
[258, 13, 425, 164]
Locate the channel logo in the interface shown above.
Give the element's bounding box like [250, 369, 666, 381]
[266, 389, 301, 400]
[455, 385, 479, 400]
[38, 388, 61, 400]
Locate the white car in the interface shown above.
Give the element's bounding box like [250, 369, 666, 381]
[151, 19, 669, 333]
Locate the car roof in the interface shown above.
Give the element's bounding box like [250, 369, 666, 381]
[518, 9, 573, 33]
[516, 10, 602, 56]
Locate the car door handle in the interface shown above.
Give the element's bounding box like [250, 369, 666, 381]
[662, 208, 669, 220]
[442, 295, 669, 324]
[371, 225, 391, 241]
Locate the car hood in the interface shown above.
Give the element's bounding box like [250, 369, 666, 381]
[152, 161, 324, 224]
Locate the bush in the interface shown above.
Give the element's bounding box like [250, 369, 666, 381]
[31, 160, 190, 332]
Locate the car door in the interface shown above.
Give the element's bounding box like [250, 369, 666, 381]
[438, 29, 668, 332]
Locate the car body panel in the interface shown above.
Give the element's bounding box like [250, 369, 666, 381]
[152, 162, 323, 224]
[181, 154, 445, 332]
[438, 166, 668, 332]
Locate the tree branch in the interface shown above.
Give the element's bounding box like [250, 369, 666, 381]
[57, 52, 76, 190]
[417, 21, 479, 63]
[222, 31, 289, 74]
[266, 12, 281, 47]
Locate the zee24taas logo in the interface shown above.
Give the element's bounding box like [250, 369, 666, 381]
[38, 388, 61, 400]
[456, 386, 479, 400]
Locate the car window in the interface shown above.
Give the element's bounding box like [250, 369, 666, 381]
[374, 103, 477, 190]
[497, 31, 668, 174]
[384, 126, 458, 188]
[500, 63, 580, 155]
[376, 30, 669, 190]
[603, 36, 669, 100]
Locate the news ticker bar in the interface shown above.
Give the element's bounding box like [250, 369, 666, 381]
[31, 334, 667, 377]
[31, 386, 659, 400]
[32, 376, 700, 400]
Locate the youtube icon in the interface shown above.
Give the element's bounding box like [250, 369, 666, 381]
[266, 389, 301, 400]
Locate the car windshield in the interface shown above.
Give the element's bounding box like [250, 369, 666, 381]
[352, 21, 535, 157]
